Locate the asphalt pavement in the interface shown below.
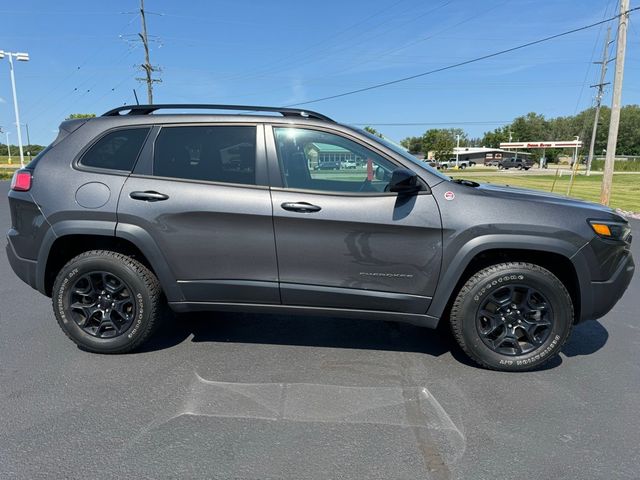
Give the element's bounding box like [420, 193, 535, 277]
[1, 180, 638, 480]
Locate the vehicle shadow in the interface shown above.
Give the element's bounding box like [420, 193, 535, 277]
[138, 311, 610, 369]
[562, 319, 609, 357]
[139, 310, 454, 358]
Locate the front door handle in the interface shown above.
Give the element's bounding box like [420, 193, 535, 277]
[130, 191, 169, 202]
[281, 202, 321, 213]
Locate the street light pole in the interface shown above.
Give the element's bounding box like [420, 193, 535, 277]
[0, 50, 30, 168]
[455, 134, 460, 168]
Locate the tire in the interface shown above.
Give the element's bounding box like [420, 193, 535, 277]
[517, 165, 523, 170]
[449, 262, 573, 371]
[52, 250, 163, 354]
[498, 164, 504, 170]
[459, 164, 466, 170]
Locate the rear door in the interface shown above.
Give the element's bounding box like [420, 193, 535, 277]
[266, 125, 443, 314]
[117, 123, 279, 304]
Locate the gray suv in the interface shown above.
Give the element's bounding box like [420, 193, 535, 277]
[6, 104, 635, 371]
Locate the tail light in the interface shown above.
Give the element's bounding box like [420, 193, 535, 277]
[10, 169, 32, 191]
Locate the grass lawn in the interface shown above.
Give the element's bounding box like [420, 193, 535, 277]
[449, 171, 640, 212]
[0, 155, 35, 165]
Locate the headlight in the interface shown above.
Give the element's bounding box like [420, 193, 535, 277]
[588, 220, 631, 241]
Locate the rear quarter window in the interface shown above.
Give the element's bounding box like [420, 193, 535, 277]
[80, 128, 150, 171]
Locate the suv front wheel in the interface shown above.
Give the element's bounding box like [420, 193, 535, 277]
[450, 262, 573, 371]
[52, 250, 162, 353]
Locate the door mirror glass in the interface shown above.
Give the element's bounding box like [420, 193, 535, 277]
[388, 169, 421, 194]
[375, 165, 390, 181]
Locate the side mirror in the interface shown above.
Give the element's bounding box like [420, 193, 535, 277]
[388, 169, 421, 194]
[375, 166, 389, 181]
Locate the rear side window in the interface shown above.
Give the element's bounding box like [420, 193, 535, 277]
[153, 125, 256, 185]
[80, 128, 150, 171]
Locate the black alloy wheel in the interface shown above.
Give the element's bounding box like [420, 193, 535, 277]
[476, 284, 553, 356]
[69, 271, 137, 339]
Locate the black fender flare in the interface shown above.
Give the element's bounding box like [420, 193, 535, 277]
[36, 220, 183, 301]
[426, 234, 591, 322]
[116, 223, 183, 301]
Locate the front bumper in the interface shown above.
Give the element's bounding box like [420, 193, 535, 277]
[6, 235, 38, 291]
[581, 252, 635, 322]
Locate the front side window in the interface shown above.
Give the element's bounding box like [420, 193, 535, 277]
[154, 125, 256, 185]
[273, 127, 399, 194]
[80, 128, 150, 171]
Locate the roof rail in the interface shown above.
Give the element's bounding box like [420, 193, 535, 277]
[101, 104, 334, 122]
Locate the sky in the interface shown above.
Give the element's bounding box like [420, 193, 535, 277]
[0, 0, 639, 146]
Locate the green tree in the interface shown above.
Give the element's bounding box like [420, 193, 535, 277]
[480, 127, 510, 148]
[363, 126, 384, 138]
[400, 136, 424, 154]
[422, 128, 468, 160]
[66, 113, 96, 120]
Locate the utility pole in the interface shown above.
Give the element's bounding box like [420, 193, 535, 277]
[137, 0, 161, 103]
[22, 123, 31, 161]
[5, 131, 12, 164]
[586, 27, 612, 176]
[601, 0, 629, 205]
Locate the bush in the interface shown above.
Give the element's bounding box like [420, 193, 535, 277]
[591, 159, 640, 172]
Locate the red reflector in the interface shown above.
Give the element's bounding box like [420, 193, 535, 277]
[10, 170, 32, 191]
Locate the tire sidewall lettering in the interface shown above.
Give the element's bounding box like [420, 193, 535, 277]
[473, 274, 525, 302]
[127, 293, 145, 339]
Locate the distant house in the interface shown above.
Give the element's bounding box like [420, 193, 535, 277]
[306, 143, 363, 169]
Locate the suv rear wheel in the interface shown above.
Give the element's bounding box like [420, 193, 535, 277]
[450, 262, 573, 371]
[52, 250, 162, 353]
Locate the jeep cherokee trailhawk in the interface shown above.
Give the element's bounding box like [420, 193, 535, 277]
[6, 104, 635, 371]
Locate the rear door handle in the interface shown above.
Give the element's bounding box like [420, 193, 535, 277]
[130, 191, 169, 202]
[281, 202, 321, 213]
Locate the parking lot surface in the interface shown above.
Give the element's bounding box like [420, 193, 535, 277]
[1, 180, 638, 479]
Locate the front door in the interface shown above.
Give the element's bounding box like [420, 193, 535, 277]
[118, 123, 279, 304]
[267, 126, 442, 314]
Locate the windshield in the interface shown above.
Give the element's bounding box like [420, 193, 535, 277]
[356, 128, 450, 181]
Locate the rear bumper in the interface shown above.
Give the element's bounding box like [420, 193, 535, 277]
[580, 252, 634, 322]
[6, 235, 38, 291]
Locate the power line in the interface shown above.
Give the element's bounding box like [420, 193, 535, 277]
[287, 7, 640, 108]
[210, 0, 437, 85]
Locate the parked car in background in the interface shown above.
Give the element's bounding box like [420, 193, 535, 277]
[316, 160, 341, 170]
[439, 158, 476, 169]
[498, 157, 534, 170]
[341, 159, 357, 169]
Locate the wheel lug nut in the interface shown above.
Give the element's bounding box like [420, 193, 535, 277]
[508, 324, 513, 328]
